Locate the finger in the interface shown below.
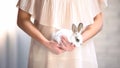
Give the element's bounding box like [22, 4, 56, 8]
[58, 48, 65, 54]
[61, 37, 76, 51]
[60, 41, 73, 51]
[53, 46, 64, 54]
[59, 42, 67, 51]
[67, 44, 75, 51]
[61, 39, 73, 50]
[61, 36, 69, 43]
[70, 43, 75, 47]
[61, 39, 71, 48]
[70, 44, 75, 49]
[55, 41, 68, 52]
[61, 36, 73, 47]
[68, 46, 74, 51]
[61, 38, 67, 46]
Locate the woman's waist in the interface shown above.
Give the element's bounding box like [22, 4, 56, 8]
[36, 24, 59, 40]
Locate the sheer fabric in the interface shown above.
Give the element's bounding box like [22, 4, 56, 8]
[17, 0, 108, 68]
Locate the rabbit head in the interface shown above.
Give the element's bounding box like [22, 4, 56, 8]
[71, 23, 83, 47]
[52, 22, 83, 47]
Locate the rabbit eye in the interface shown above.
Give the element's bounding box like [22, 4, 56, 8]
[75, 37, 79, 42]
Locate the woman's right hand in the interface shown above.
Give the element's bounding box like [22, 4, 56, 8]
[45, 40, 65, 55]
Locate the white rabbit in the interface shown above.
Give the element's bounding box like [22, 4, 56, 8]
[52, 23, 83, 47]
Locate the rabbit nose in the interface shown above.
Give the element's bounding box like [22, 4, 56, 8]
[75, 37, 79, 42]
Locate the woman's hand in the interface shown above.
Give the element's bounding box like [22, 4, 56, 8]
[60, 36, 75, 51]
[45, 40, 65, 55]
[45, 36, 75, 54]
[17, 9, 64, 55]
[17, 9, 75, 55]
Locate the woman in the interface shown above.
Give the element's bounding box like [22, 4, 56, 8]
[16, 0, 107, 68]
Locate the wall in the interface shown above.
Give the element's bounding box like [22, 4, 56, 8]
[95, 0, 120, 68]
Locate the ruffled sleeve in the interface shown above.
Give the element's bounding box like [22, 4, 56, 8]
[99, 0, 108, 10]
[85, 0, 108, 26]
[16, 0, 35, 18]
[91, 0, 108, 19]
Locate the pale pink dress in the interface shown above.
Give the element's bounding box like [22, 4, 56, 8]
[17, 0, 108, 68]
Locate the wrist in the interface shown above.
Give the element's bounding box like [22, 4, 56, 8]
[43, 40, 50, 47]
[38, 38, 50, 47]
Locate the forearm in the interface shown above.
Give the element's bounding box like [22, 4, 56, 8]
[17, 20, 49, 46]
[82, 13, 103, 43]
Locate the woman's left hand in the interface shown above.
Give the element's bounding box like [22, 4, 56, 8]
[59, 36, 75, 51]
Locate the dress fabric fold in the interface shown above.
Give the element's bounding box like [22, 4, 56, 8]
[16, 0, 108, 68]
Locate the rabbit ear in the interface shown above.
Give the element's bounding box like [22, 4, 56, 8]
[72, 24, 77, 33]
[78, 23, 83, 32]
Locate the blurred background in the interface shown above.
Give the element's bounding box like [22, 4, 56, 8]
[0, 0, 120, 68]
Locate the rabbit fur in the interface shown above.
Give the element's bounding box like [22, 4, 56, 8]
[52, 23, 83, 47]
